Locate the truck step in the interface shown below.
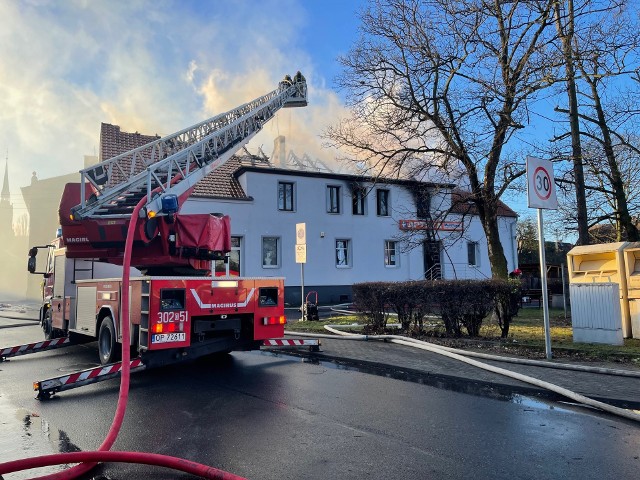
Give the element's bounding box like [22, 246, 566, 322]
[1, 337, 72, 362]
[34, 358, 146, 400]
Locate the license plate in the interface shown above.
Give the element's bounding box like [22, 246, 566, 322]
[152, 333, 186, 343]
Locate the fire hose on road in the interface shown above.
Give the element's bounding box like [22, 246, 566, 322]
[285, 326, 640, 424]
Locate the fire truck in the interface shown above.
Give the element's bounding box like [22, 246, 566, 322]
[26, 73, 308, 369]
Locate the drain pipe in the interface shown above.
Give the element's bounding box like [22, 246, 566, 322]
[285, 328, 640, 423]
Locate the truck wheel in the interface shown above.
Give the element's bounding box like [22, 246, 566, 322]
[42, 309, 54, 340]
[98, 316, 120, 365]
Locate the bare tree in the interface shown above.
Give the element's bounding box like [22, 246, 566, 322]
[516, 216, 538, 256]
[553, 0, 589, 244]
[551, 0, 640, 242]
[325, 0, 556, 279]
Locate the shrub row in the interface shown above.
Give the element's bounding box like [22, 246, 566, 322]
[352, 279, 522, 337]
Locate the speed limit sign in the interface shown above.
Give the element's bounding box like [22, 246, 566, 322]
[526, 156, 558, 210]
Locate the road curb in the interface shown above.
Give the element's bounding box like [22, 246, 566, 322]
[264, 348, 640, 411]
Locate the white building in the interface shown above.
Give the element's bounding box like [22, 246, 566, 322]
[182, 152, 519, 305]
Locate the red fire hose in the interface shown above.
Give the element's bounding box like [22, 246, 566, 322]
[0, 195, 246, 480]
[0, 452, 242, 480]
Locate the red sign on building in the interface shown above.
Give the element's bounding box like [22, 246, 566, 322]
[398, 219, 462, 231]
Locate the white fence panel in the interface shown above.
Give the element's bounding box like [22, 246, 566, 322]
[570, 283, 623, 345]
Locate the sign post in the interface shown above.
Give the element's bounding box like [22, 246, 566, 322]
[295, 223, 307, 320]
[526, 156, 558, 360]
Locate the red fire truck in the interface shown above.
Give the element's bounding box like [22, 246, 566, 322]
[26, 73, 308, 368]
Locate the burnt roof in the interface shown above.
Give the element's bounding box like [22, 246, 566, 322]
[449, 190, 518, 218]
[98, 124, 516, 219]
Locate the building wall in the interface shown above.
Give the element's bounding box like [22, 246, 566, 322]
[21, 157, 97, 299]
[21, 173, 78, 299]
[183, 169, 518, 304]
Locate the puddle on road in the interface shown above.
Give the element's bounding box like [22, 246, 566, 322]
[0, 394, 80, 479]
[510, 394, 578, 414]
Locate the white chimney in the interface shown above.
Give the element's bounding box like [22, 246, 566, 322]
[273, 136, 287, 168]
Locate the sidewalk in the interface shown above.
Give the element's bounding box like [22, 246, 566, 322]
[278, 335, 640, 410]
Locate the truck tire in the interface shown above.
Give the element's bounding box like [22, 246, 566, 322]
[42, 309, 54, 340]
[98, 316, 120, 365]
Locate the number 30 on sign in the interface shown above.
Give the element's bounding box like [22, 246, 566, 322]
[526, 156, 558, 210]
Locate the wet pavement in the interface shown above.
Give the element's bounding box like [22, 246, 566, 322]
[272, 334, 640, 411]
[0, 394, 68, 479]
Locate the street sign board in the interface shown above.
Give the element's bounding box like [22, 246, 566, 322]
[526, 156, 558, 210]
[296, 223, 306, 245]
[295, 244, 307, 264]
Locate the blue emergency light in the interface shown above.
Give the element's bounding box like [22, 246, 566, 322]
[161, 194, 179, 214]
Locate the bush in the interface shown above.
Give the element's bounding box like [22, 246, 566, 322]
[352, 278, 521, 337]
[431, 280, 494, 336]
[386, 281, 434, 333]
[352, 282, 391, 332]
[491, 279, 522, 338]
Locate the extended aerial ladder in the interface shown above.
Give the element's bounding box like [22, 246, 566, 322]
[74, 73, 306, 221]
[59, 73, 308, 271]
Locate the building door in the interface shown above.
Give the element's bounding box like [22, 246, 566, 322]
[423, 240, 442, 280]
[214, 236, 242, 276]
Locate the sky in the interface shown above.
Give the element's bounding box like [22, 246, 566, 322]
[0, 0, 366, 222]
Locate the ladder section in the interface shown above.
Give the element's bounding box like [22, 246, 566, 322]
[139, 279, 151, 352]
[73, 73, 307, 220]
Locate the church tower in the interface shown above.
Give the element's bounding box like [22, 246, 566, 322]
[0, 153, 13, 234]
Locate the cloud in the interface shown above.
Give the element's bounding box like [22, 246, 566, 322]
[0, 0, 350, 211]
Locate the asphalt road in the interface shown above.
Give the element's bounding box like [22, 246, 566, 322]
[2, 320, 640, 480]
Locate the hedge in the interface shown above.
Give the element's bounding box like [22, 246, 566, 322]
[352, 279, 522, 337]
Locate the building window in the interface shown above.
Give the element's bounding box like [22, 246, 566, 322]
[467, 241, 479, 267]
[214, 236, 241, 276]
[376, 189, 390, 216]
[384, 240, 398, 267]
[262, 237, 280, 268]
[278, 182, 294, 211]
[326, 185, 341, 214]
[352, 187, 366, 215]
[415, 187, 431, 219]
[335, 239, 351, 267]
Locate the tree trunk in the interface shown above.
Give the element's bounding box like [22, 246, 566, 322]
[479, 200, 509, 280]
[555, 0, 590, 245]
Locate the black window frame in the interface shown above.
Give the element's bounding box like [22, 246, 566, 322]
[352, 187, 366, 215]
[278, 181, 295, 211]
[467, 241, 479, 267]
[376, 189, 390, 216]
[415, 188, 431, 219]
[326, 185, 341, 214]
